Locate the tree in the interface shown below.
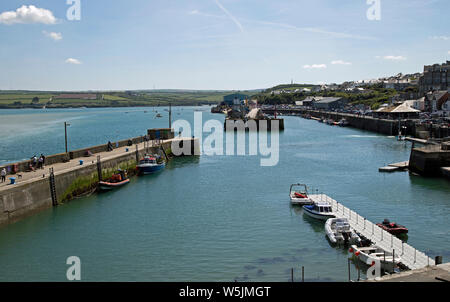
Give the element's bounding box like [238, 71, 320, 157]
[32, 97, 40, 104]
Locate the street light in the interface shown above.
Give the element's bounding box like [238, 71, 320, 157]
[64, 122, 71, 153]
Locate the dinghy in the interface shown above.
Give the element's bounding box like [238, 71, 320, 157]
[325, 218, 361, 245]
[99, 170, 130, 191]
[376, 219, 408, 236]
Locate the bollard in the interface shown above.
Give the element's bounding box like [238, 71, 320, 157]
[414, 249, 417, 263]
[348, 259, 351, 282]
[364, 218, 366, 230]
[291, 268, 294, 282]
[302, 266, 304, 282]
[392, 250, 395, 273]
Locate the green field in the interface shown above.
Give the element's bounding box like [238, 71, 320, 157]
[0, 90, 255, 108]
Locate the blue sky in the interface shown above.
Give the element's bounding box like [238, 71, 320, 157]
[0, 0, 449, 91]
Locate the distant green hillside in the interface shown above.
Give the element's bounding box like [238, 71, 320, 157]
[0, 90, 257, 108]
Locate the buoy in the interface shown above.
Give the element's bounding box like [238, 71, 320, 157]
[371, 261, 376, 267]
[349, 248, 354, 253]
[355, 251, 360, 256]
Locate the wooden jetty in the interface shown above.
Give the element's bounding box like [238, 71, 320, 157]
[309, 194, 435, 270]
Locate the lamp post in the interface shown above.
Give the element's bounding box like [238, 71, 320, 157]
[64, 122, 71, 153]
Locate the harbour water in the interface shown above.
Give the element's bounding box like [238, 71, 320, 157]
[0, 107, 449, 281]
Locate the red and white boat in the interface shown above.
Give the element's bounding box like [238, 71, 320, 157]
[289, 183, 314, 205]
[99, 170, 130, 191]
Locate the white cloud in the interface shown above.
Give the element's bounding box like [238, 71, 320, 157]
[376, 55, 407, 61]
[303, 64, 327, 69]
[331, 60, 352, 65]
[43, 31, 62, 41]
[65, 58, 82, 65]
[430, 36, 450, 40]
[0, 5, 57, 25]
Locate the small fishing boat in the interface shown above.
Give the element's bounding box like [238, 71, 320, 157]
[350, 244, 401, 273]
[289, 183, 314, 205]
[303, 202, 335, 221]
[325, 218, 361, 245]
[338, 119, 349, 127]
[376, 219, 408, 236]
[137, 155, 165, 175]
[99, 170, 130, 190]
[155, 113, 162, 118]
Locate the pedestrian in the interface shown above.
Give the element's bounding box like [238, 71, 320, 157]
[38, 156, 44, 169]
[41, 154, 46, 168]
[32, 155, 37, 168]
[1, 168, 6, 183]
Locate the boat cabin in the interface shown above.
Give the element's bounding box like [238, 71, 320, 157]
[140, 156, 157, 165]
[312, 203, 333, 213]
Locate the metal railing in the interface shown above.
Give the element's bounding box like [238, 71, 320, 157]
[311, 194, 435, 270]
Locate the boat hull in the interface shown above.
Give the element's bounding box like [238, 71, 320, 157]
[376, 224, 408, 235]
[290, 195, 314, 206]
[303, 206, 336, 221]
[99, 179, 130, 190]
[137, 163, 165, 175]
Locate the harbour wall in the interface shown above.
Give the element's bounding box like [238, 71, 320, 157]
[263, 109, 450, 138]
[409, 144, 450, 176]
[0, 137, 200, 227]
[0, 136, 146, 174]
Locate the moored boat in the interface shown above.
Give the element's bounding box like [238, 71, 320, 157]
[137, 155, 165, 175]
[350, 244, 401, 273]
[376, 219, 408, 236]
[99, 170, 130, 190]
[325, 218, 361, 245]
[303, 202, 335, 220]
[338, 119, 349, 127]
[289, 183, 314, 205]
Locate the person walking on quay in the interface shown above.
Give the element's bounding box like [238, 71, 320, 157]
[1, 168, 6, 183]
[32, 155, 37, 168]
[41, 154, 46, 168]
[38, 155, 44, 169]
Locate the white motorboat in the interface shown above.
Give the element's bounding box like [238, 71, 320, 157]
[325, 218, 361, 245]
[289, 183, 314, 205]
[350, 245, 401, 273]
[303, 202, 336, 221]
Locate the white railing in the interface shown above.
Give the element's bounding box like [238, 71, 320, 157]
[310, 194, 435, 270]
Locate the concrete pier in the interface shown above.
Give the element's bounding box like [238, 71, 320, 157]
[366, 263, 450, 282]
[0, 137, 200, 227]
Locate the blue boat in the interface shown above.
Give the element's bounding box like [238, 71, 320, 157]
[302, 202, 336, 221]
[137, 155, 165, 175]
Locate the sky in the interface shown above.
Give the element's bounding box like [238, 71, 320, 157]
[0, 0, 449, 91]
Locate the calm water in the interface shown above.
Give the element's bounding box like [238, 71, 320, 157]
[0, 107, 449, 281]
